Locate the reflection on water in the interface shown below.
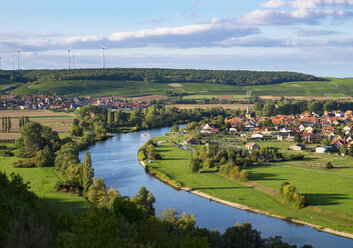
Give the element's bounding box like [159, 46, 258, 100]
[80, 126, 353, 248]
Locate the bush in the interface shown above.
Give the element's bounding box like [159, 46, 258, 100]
[279, 182, 309, 209]
[239, 170, 249, 182]
[32, 146, 55, 167]
[12, 159, 35, 168]
[0, 150, 14, 157]
[137, 150, 146, 161]
[325, 161, 334, 169]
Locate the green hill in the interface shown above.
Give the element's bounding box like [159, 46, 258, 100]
[2, 68, 352, 98]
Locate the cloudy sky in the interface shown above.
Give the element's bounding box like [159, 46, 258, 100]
[0, 0, 352, 77]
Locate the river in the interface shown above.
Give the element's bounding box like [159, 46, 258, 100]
[79, 126, 353, 248]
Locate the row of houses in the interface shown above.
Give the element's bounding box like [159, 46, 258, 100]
[0, 95, 149, 111]
[225, 111, 353, 145]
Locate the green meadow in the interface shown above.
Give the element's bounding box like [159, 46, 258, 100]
[0, 144, 89, 213]
[149, 135, 353, 234]
[8, 77, 353, 98]
[244, 77, 353, 97]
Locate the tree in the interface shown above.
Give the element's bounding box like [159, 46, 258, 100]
[262, 103, 276, 116]
[87, 177, 107, 204]
[131, 186, 156, 216]
[16, 122, 44, 157]
[107, 110, 113, 126]
[32, 146, 55, 167]
[82, 152, 94, 194]
[170, 124, 179, 133]
[294, 134, 302, 143]
[7, 117, 11, 132]
[189, 156, 201, 173]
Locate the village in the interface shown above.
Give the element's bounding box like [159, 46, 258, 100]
[0, 94, 149, 111]
[189, 110, 353, 156]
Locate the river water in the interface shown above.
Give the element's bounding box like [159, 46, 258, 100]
[79, 126, 353, 248]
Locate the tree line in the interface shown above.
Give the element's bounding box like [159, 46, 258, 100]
[1, 68, 321, 87]
[253, 99, 353, 116]
[72, 105, 237, 136]
[1, 117, 11, 133]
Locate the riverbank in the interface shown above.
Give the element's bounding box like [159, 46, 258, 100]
[139, 160, 353, 240]
[137, 134, 353, 240]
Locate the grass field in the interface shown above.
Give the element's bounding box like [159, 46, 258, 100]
[0, 78, 23, 91]
[149, 135, 353, 234]
[7, 77, 353, 99]
[0, 147, 89, 213]
[244, 78, 353, 97]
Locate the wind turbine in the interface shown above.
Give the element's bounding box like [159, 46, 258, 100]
[17, 49, 20, 71]
[102, 46, 106, 69]
[0, 56, 2, 70]
[67, 49, 71, 69]
[72, 54, 75, 69]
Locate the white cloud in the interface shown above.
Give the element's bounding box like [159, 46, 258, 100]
[108, 24, 215, 41]
[262, 0, 286, 8]
[238, 8, 353, 25]
[290, 0, 353, 9]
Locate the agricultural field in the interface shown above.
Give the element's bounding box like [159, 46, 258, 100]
[0, 145, 89, 213]
[0, 79, 22, 91]
[11, 80, 173, 97]
[244, 78, 353, 97]
[0, 110, 75, 140]
[7, 77, 353, 99]
[148, 135, 353, 234]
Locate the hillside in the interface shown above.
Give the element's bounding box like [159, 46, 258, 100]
[3, 69, 352, 99]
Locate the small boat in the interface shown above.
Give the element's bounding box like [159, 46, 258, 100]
[141, 131, 151, 137]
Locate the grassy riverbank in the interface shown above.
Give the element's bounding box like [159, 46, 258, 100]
[145, 135, 353, 237]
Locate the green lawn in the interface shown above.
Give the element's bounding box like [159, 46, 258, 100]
[0, 147, 89, 213]
[149, 136, 353, 234]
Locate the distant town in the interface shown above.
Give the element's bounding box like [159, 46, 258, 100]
[0, 94, 149, 111]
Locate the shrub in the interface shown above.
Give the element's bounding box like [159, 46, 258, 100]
[32, 146, 55, 167]
[12, 159, 35, 168]
[325, 161, 334, 169]
[137, 150, 146, 161]
[279, 182, 309, 209]
[239, 170, 250, 182]
[0, 150, 14, 157]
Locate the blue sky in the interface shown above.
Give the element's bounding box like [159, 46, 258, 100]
[0, 0, 353, 77]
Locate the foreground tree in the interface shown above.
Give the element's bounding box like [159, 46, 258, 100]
[131, 186, 156, 216]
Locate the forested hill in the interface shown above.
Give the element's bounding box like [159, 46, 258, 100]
[0, 68, 322, 86]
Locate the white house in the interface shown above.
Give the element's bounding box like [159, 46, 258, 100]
[251, 133, 264, 139]
[316, 146, 331, 153]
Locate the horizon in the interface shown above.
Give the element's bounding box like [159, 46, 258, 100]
[1, 0, 353, 77]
